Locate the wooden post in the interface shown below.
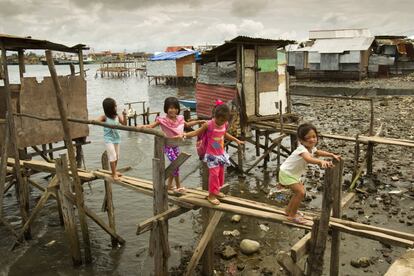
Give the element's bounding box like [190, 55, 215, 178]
[46, 50, 92, 263]
[152, 136, 168, 275]
[307, 161, 339, 276]
[69, 64, 75, 76]
[237, 143, 244, 174]
[78, 49, 84, 77]
[255, 130, 260, 156]
[55, 154, 82, 266]
[18, 50, 25, 78]
[264, 131, 269, 167]
[330, 159, 344, 276]
[201, 162, 214, 275]
[367, 99, 374, 175]
[352, 134, 360, 180]
[0, 112, 10, 217]
[101, 151, 118, 247]
[74, 137, 85, 168]
[1, 43, 30, 239]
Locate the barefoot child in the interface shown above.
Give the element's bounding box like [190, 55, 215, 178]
[183, 102, 244, 205]
[279, 123, 340, 224]
[97, 97, 127, 180]
[141, 97, 204, 192]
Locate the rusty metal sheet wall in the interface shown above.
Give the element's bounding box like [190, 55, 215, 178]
[195, 83, 237, 118]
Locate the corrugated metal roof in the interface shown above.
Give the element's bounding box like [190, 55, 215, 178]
[196, 83, 237, 118]
[0, 33, 87, 52]
[150, 51, 196, 61]
[201, 36, 295, 62]
[305, 37, 375, 53]
[309, 29, 371, 39]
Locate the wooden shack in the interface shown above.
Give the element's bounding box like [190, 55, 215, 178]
[0, 34, 89, 160]
[146, 50, 197, 85]
[196, 36, 294, 136]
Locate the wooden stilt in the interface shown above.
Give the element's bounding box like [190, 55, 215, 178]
[46, 50, 92, 263]
[245, 134, 287, 174]
[101, 151, 118, 247]
[330, 159, 344, 275]
[152, 136, 168, 275]
[255, 130, 260, 156]
[201, 162, 214, 275]
[55, 155, 82, 266]
[1, 44, 30, 239]
[0, 112, 10, 217]
[237, 143, 244, 174]
[264, 131, 269, 167]
[307, 160, 340, 276]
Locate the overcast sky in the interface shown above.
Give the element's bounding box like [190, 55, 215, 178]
[1, 0, 413, 53]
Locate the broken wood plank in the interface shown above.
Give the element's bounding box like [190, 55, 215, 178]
[185, 211, 223, 276]
[164, 152, 191, 179]
[136, 206, 190, 235]
[276, 251, 305, 276]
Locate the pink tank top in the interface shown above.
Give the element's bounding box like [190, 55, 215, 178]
[156, 115, 185, 138]
[206, 119, 227, 156]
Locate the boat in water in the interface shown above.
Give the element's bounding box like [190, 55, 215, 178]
[178, 99, 196, 110]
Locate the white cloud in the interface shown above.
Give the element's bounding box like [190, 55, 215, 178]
[1, 0, 413, 52]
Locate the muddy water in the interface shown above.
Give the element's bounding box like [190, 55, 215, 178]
[1, 66, 413, 275]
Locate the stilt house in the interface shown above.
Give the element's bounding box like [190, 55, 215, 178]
[0, 34, 89, 161]
[196, 36, 294, 137]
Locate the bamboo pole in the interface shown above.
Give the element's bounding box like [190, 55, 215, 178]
[45, 50, 92, 263]
[1, 43, 30, 239]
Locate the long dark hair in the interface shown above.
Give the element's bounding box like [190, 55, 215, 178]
[297, 123, 319, 143]
[103, 97, 117, 119]
[214, 104, 230, 121]
[164, 97, 180, 114]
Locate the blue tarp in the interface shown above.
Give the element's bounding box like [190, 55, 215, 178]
[150, 50, 199, 61]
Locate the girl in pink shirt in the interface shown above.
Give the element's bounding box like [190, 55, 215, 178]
[142, 97, 204, 192]
[183, 102, 244, 205]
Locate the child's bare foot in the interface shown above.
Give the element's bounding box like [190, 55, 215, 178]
[206, 195, 220, 205]
[112, 175, 120, 181]
[116, 171, 122, 177]
[175, 187, 186, 194]
[216, 192, 226, 198]
[287, 216, 309, 225]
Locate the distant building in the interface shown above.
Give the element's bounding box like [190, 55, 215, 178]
[369, 35, 414, 76]
[288, 28, 375, 81]
[165, 46, 194, 52]
[146, 50, 198, 85]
